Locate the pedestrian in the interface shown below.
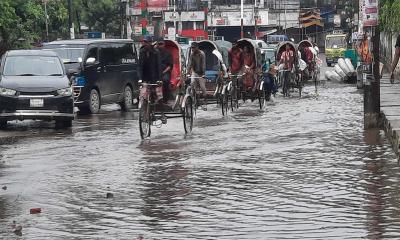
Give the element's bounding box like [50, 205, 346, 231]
[156, 39, 173, 103]
[390, 35, 400, 83]
[188, 42, 207, 99]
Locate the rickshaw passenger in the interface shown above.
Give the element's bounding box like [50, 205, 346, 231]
[188, 42, 207, 98]
[280, 43, 294, 86]
[243, 46, 255, 90]
[229, 41, 244, 74]
[156, 40, 173, 103]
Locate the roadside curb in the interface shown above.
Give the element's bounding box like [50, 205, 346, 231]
[381, 111, 400, 157]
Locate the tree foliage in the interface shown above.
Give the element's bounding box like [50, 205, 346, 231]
[0, 0, 122, 54]
[380, 0, 400, 32]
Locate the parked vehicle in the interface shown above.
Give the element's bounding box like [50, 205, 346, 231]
[325, 31, 347, 66]
[0, 50, 74, 128]
[43, 39, 139, 114]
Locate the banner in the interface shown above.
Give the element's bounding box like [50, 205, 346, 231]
[363, 0, 378, 27]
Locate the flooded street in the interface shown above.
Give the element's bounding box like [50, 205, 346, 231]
[1, 81, 400, 239]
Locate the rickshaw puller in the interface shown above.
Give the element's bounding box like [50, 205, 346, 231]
[138, 36, 167, 123]
[188, 42, 207, 103]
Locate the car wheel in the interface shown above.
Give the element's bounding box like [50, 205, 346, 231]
[55, 120, 72, 129]
[89, 89, 100, 114]
[0, 120, 7, 129]
[119, 85, 133, 111]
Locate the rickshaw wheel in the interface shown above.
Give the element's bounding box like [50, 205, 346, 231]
[221, 89, 229, 116]
[183, 97, 193, 133]
[139, 99, 151, 139]
[258, 90, 266, 110]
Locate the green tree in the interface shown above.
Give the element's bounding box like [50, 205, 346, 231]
[79, 0, 121, 37]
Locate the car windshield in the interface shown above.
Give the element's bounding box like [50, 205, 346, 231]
[326, 36, 346, 49]
[3, 56, 64, 76]
[43, 45, 85, 63]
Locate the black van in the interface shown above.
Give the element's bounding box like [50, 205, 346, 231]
[43, 39, 138, 114]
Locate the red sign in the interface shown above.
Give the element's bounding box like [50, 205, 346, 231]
[216, 19, 225, 25]
[147, 0, 168, 7]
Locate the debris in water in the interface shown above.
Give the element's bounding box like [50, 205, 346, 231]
[11, 221, 22, 236]
[106, 192, 114, 198]
[30, 208, 41, 214]
[2, 186, 6, 190]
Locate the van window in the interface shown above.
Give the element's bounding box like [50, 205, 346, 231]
[100, 43, 136, 65]
[86, 47, 98, 61]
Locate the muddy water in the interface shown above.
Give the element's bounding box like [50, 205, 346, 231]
[1, 82, 400, 239]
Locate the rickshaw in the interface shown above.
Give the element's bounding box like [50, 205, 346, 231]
[230, 38, 266, 110]
[298, 39, 320, 93]
[138, 40, 194, 139]
[190, 40, 231, 115]
[276, 41, 302, 97]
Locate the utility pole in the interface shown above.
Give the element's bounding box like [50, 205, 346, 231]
[43, 0, 49, 41]
[241, 0, 244, 38]
[67, 0, 74, 39]
[364, 26, 380, 129]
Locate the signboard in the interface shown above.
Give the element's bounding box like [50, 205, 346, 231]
[334, 14, 341, 27]
[180, 11, 205, 21]
[363, 0, 378, 27]
[129, 7, 141, 16]
[164, 12, 180, 22]
[87, 32, 102, 38]
[167, 27, 176, 41]
[134, 26, 142, 35]
[147, 26, 154, 35]
[147, 0, 168, 12]
[208, 10, 268, 27]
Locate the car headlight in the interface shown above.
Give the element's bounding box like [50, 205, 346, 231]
[57, 87, 73, 96]
[0, 87, 17, 96]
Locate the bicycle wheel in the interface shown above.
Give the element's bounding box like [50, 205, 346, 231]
[183, 96, 193, 133]
[139, 99, 151, 139]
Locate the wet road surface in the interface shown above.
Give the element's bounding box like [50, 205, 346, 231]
[1, 80, 400, 239]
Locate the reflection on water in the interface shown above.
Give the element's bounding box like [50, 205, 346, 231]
[0, 83, 400, 239]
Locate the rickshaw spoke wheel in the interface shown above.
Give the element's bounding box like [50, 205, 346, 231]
[183, 97, 193, 133]
[139, 99, 151, 139]
[258, 90, 266, 110]
[221, 90, 228, 116]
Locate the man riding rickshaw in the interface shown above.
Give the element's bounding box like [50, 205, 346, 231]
[138, 37, 194, 139]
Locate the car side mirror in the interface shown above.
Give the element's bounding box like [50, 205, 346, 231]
[85, 57, 96, 65]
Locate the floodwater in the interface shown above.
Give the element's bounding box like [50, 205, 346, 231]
[1, 81, 400, 239]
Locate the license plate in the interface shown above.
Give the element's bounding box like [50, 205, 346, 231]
[30, 99, 44, 107]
